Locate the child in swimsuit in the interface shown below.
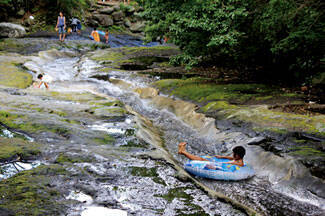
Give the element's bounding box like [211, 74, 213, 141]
[178, 143, 245, 170]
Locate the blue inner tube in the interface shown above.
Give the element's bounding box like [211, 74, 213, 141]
[184, 156, 255, 181]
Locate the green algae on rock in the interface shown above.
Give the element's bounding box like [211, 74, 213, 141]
[0, 56, 32, 89]
[0, 136, 41, 161]
[153, 78, 324, 135]
[0, 165, 68, 216]
[0, 110, 70, 136]
[89, 46, 180, 69]
[129, 166, 166, 186]
[55, 153, 94, 164]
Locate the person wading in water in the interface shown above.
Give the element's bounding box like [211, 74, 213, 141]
[56, 12, 66, 42]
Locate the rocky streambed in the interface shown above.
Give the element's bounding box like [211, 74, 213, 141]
[0, 37, 324, 216]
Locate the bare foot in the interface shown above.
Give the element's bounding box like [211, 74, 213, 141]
[178, 142, 187, 154]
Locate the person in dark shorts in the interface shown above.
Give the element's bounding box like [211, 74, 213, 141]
[56, 12, 66, 42]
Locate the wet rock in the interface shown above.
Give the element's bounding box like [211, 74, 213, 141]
[92, 14, 113, 27]
[99, 7, 114, 15]
[0, 165, 68, 215]
[124, 18, 131, 28]
[86, 18, 99, 27]
[113, 5, 120, 11]
[135, 87, 159, 99]
[127, 6, 135, 14]
[0, 23, 26, 38]
[0, 55, 32, 88]
[130, 21, 145, 33]
[112, 11, 124, 22]
[0, 207, 14, 216]
[246, 136, 267, 145]
[0, 136, 41, 162]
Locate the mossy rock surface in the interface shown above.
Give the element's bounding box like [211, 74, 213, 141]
[153, 78, 300, 104]
[55, 153, 94, 164]
[153, 78, 325, 135]
[0, 110, 70, 135]
[0, 165, 68, 216]
[90, 46, 179, 69]
[93, 133, 115, 145]
[48, 91, 106, 103]
[0, 56, 32, 89]
[129, 166, 166, 186]
[0, 136, 41, 161]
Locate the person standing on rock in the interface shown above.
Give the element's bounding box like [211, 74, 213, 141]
[56, 12, 66, 42]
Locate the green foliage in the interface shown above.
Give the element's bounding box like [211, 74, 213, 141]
[1, 0, 93, 24]
[142, 0, 325, 82]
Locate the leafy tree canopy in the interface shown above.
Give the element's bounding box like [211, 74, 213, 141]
[141, 0, 325, 82]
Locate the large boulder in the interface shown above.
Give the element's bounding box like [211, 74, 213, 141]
[112, 11, 124, 21]
[124, 18, 131, 28]
[113, 5, 120, 11]
[92, 14, 113, 27]
[0, 23, 26, 38]
[130, 22, 145, 33]
[99, 7, 114, 15]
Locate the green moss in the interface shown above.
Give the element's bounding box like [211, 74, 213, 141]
[91, 107, 128, 116]
[91, 50, 125, 62]
[90, 46, 179, 68]
[153, 78, 273, 103]
[201, 101, 237, 112]
[0, 137, 41, 161]
[0, 110, 70, 135]
[289, 146, 325, 157]
[0, 60, 33, 89]
[55, 153, 93, 164]
[0, 39, 24, 51]
[155, 187, 207, 215]
[62, 119, 79, 125]
[0, 165, 67, 216]
[255, 96, 273, 101]
[49, 110, 67, 117]
[49, 92, 106, 103]
[129, 166, 166, 186]
[157, 187, 192, 203]
[93, 134, 115, 145]
[153, 77, 323, 135]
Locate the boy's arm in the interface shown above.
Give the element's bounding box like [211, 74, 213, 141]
[215, 155, 233, 160]
[224, 160, 244, 167]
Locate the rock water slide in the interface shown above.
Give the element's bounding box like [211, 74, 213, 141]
[0, 37, 324, 216]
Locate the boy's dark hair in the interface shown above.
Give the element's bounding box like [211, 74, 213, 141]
[232, 146, 245, 159]
[94, 27, 97, 31]
[37, 74, 43, 79]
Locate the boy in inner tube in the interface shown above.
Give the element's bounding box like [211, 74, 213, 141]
[178, 142, 245, 170]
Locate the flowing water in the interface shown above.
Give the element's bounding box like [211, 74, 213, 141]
[1, 36, 324, 216]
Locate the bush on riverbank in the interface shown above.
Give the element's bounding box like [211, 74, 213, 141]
[141, 0, 324, 85]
